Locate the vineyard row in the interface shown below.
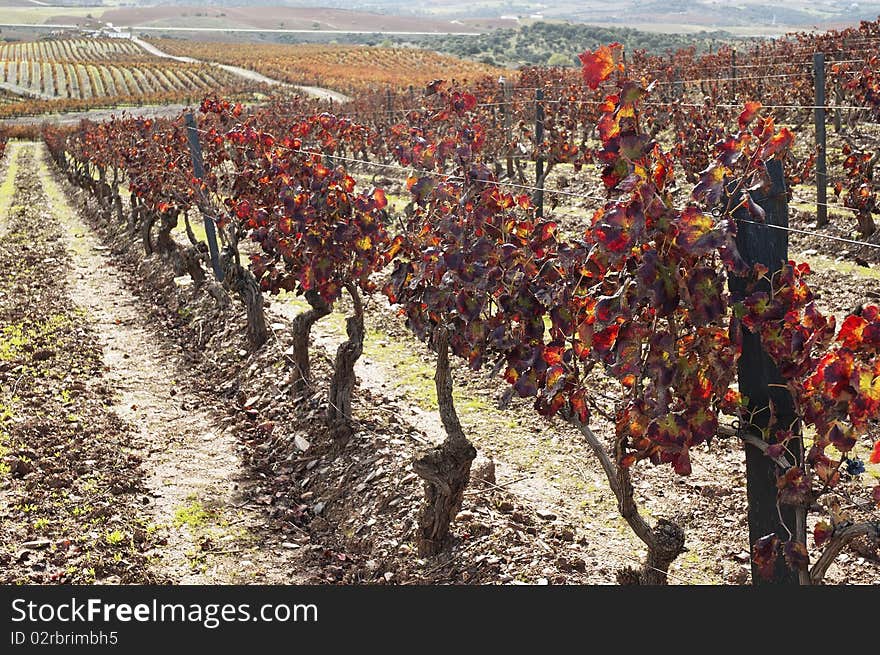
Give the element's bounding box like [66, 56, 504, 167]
[38, 41, 880, 586]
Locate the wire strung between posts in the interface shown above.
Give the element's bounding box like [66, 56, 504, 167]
[539, 98, 880, 112]
[652, 71, 815, 86]
[639, 56, 873, 74]
[189, 125, 611, 203]
[186, 125, 880, 254]
[345, 94, 880, 119]
[735, 218, 880, 250]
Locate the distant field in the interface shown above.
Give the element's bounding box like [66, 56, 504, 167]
[102, 6, 480, 33]
[0, 37, 262, 118]
[0, 5, 486, 33]
[150, 39, 507, 95]
[0, 7, 96, 24]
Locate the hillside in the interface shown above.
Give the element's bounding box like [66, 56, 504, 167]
[389, 22, 741, 67]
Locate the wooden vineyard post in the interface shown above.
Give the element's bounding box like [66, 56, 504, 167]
[730, 47, 737, 99]
[184, 111, 223, 281]
[728, 159, 806, 585]
[814, 52, 828, 227]
[754, 45, 763, 98]
[385, 87, 393, 117]
[499, 75, 514, 178]
[534, 88, 544, 218]
[834, 79, 843, 133]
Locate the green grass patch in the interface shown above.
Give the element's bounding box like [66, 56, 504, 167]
[173, 215, 208, 245]
[0, 142, 23, 225]
[172, 499, 213, 530]
[0, 323, 27, 362]
[0, 314, 68, 362]
[801, 253, 880, 281]
[790, 200, 854, 221]
[277, 291, 348, 334]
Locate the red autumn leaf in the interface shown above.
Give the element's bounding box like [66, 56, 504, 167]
[675, 206, 715, 252]
[849, 365, 880, 427]
[597, 113, 621, 147]
[870, 439, 880, 464]
[827, 423, 857, 453]
[592, 324, 619, 356]
[578, 45, 617, 89]
[814, 454, 841, 487]
[545, 366, 565, 390]
[776, 466, 812, 505]
[753, 533, 780, 579]
[278, 215, 295, 234]
[719, 388, 743, 414]
[738, 101, 763, 128]
[514, 369, 538, 398]
[783, 540, 809, 570]
[813, 521, 832, 547]
[758, 127, 795, 159]
[837, 314, 867, 348]
[542, 345, 564, 366]
[692, 162, 727, 205]
[570, 388, 588, 423]
[372, 187, 388, 210]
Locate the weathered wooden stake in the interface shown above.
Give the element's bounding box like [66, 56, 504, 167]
[730, 48, 737, 99]
[534, 88, 545, 218]
[728, 160, 806, 585]
[834, 80, 843, 133]
[814, 53, 828, 227]
[184, 111, 223, 281]
[499, 76, 513, 178]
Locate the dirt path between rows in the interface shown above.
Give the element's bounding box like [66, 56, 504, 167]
[32, 141, 306, 584]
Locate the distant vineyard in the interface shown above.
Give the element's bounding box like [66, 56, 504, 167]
[0, 39, 148, 64]
[0, 38, 264, 118]
[148, 39, 508, 94]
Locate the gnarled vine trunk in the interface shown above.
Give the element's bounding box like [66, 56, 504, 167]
[856, 211, 876, 237]
[128, 192, 140, 238]
[412, 328, 477, 557]
[572, 420, 685, 584]
[141, 209, 156, 255]
[113, 188, 123, 224]
[290, 289, 331, 399]
[220, 245, 267, 350]
[154, 209, 206, 286]
[156, 209, 178, 255]
[326, 283, 364, 438]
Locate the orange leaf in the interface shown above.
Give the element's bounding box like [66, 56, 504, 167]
[738, 101, 762, 128]
[870, 439, 880, 465]
[759, 127, 795, 159]
[372, 188, 388, 210]
[579, 45, 617, 90]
